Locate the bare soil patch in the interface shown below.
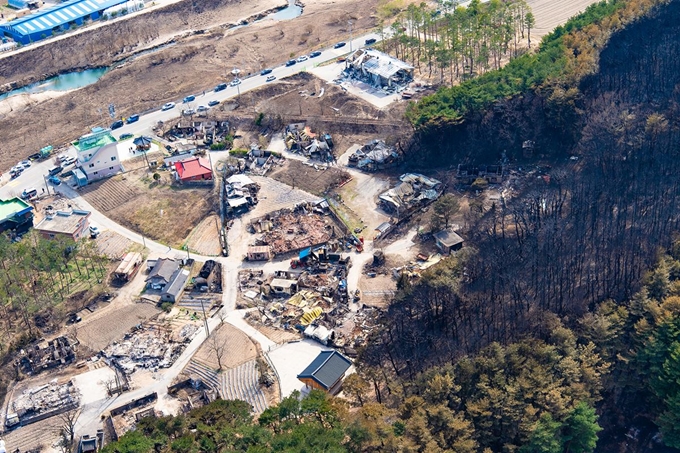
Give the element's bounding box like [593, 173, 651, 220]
[95, 230, 135, 259]
[193, 323, 257, 371]
[185, 214, 222, 256]
[269, 159, 350, 196]
[81, 168, 216, 247]
[75, 302, 162, 352]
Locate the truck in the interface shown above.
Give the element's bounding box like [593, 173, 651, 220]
[27, 145, 53, 161]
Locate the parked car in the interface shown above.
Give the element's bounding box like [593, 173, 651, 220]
[110, 120, 124, 130]
[214, 83, 227, 92]
[19, 160, 31, 168]
[334, 41, 346, 49]
[230, 78, 241, 86]
[197, 105, 208, 113]
[89, 226, 100, 238]
[21, 188, 37, 200]
[266, 75, 276, 82]
[161, 102, 176, 111]
[48, 175, 61, 185]
[208, 100, 220, 107]
[126, 114, 140, 124]
[182, 108, 196, 116]
[365, 38, 377, 45]
[260, 68, 273, 75]
[183, 95, 195, 103]
[119, 133, 134, 140]
[48, 165, 62, 176]
[62, 156, 77, 166]
[309, 50, 322, 58]
[10, 167, 22, 179]
[286, 59, 297, 66]
[296, 55, 308, 62]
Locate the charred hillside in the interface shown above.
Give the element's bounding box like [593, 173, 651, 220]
[366, 0, 680, 373]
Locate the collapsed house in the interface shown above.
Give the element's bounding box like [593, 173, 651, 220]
[378, 173, 443, 217]
[18, 336, 77, 375]
[348, 139, 402, 172]
[285, 123, 334, 162]
[346, 48, 414, 89]
[249, 202, 342, 255]
[224, 174, 260, 216]
[456, 164, 505, 184]
[103, 325, 188, 374]
[7, 380, 80, 428]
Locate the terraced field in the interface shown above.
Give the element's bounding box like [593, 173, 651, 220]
[80, 175, 142, 213]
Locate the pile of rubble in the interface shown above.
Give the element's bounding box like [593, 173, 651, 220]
[9, 380, 80, 424]
[348, 140, 402, 172]
[18, 336, 76, 375]
[284, 123, 334, 162]
[103, 326, 187, 374]
[378, 173, 443, 218]
[249, 203, 342, 255]
[224, 174, 260, 216]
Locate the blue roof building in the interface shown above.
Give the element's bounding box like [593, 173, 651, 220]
[1, 0, 129, 44]
[297, 350, 352, 394]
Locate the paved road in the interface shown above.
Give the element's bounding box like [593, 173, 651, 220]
[114, 33, 378, 138]
[0, 31, 382, 444]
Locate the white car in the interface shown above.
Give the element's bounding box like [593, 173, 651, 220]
[182, 109, 196, 116]
[62, 157, 77, 166]
[89, 226, 100, 237]
[297, 55, 308, 62]
[197, 105, 208, 112]
[230, 78, 242, 86]
[19, 160, 31, 168]
[161, 102, 176, 111]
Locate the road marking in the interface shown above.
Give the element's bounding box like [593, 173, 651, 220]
[6, 180, 20, 188]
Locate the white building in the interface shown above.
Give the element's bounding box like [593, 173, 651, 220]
[74, 127, 124, 182]
[347, 48, 414, 88]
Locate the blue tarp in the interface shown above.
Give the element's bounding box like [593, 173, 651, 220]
[299, 247, 312, 261]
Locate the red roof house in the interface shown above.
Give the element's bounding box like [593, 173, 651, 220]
[174, 157, 213, 182]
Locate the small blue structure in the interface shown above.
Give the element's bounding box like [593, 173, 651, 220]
[299, 247, 312, 262]
[73, 168, 88, 187]
[8, 0, 28, 9]
[1, 0, 128, 44]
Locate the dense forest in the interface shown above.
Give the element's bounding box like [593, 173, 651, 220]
[381, 0, 536, 84]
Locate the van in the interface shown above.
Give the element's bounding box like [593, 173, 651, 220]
[48, 165, 63, 176]
[21, 188, 37, 199]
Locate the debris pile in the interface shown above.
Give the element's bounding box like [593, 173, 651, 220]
[103, 326, 187, 374]
[224, 174, 260, 216]
[9, 380, 80, 423]
[249, 202, 342, 255]
[285, 123, 334, 162]
[348, 140, 402, 172]
[456, 164, 505, 184]
[192, 260, 223, 293]
[343, 48, 414, 91]
[378, 173, 443, 218]
[18, 336, 76, 375]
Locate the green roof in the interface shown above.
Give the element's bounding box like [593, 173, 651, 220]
[74, 128, 117, 152]
[0, 198, 33, 221]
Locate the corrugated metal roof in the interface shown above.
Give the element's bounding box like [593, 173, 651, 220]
[297, 350, 352, 390]
[359, 49, 414, 79]
[6, 0, 126, 36]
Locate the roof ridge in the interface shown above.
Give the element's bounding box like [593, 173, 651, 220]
[311, 350, 336, 375]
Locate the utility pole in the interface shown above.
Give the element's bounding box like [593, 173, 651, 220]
[200, 299, 209, 336]
[348, 20, 354, 52]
